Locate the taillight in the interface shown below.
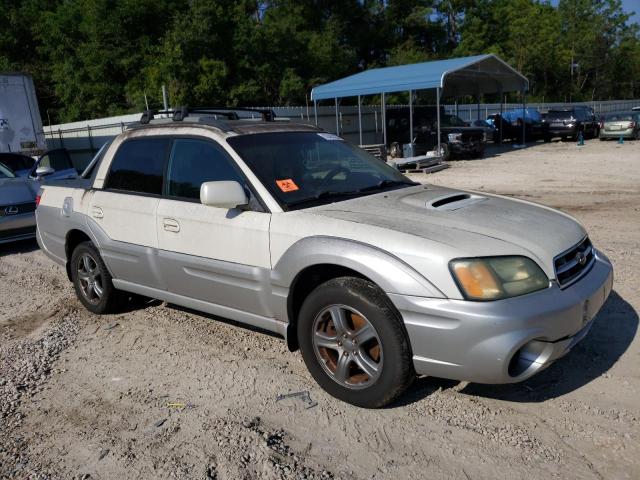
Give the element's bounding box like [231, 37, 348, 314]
[629, 122, 636, 128]
[35, 188, 43, 207]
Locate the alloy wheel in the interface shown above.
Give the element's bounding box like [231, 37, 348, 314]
[77, 253, 104, 304]
[312, 304, 383, 390]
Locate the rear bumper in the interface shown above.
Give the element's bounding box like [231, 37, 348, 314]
[0, 214, 36, 245]
[390, 250, 613, 384]
[600, 128, 635, 138]
[546, 126, 578, 137]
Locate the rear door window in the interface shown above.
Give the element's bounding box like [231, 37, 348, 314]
[105, 138, 171, 195]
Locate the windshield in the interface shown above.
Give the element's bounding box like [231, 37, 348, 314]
[0, 162, 16, 178]
[442, 115, 467, 127]
[548, 110, 573, 120]
[227, 132, 416, 210]
[607, 113, 633, 122]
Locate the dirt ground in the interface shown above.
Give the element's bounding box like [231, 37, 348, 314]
[1, 138, 639, 479]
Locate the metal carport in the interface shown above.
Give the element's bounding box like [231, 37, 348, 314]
[310, 54, 530, 155]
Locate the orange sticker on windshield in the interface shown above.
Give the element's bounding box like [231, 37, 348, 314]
[276, 179, 299, 192]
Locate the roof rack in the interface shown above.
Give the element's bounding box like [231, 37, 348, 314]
[139, 106, 276, 124]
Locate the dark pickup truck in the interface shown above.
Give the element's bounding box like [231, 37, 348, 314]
[386, 106, 485, 160]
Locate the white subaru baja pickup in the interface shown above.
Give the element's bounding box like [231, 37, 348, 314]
[35, 108, 613, 407]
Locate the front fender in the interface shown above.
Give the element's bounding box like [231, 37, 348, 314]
[271, 236, 444, 298]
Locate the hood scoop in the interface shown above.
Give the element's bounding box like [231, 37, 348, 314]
[427, 193, 486, 211]
[400, 191, 487, 211]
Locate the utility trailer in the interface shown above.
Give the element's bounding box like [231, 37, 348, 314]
[0, 73, 46, 155]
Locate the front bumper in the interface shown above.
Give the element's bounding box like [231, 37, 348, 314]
[389, 250, 613, 384]
[449, 141, 484, 155]
[0, 213, 36, 245]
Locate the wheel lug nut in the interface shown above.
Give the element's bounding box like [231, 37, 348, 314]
[343, 352, 349, 357]
[337, 341, 342, 346]
[342, 333, 348, 338]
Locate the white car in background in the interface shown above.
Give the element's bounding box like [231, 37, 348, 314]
[35, 108, 613, 408]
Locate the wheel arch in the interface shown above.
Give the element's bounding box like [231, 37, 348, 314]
[271, 236, 444, 351]
[64, 229, 94, 280]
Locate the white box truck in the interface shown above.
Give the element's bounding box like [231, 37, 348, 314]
[0, 73, 46, 155]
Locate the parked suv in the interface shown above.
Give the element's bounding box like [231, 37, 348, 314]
[544, 106, 599, 141]
[36, 108, 613, 408]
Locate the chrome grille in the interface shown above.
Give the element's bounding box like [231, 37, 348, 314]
[554, 237, 595, 287]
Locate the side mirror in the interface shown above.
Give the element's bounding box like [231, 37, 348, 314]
[35, 166, 55, 178]
[200, 181, 248, 209]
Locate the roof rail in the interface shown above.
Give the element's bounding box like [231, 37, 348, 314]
[140, 109, 173, 124]
[139, 106, 276, 124]
[188, 107, 276, 121]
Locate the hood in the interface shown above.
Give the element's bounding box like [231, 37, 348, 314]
[309, 185, 586, 275]
[0, 177, 38, 205]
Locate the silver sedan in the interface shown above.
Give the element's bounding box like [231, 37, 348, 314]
[0, 161, 39, 244]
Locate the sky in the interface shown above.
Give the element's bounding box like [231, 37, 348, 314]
[620, 0, 639, 23]
[550, 0, 639, 24]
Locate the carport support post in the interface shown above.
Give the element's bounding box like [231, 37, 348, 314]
[334, 98, 339, 136]
[409, 89, 414, 147]
[358, 95, 363, 145]
[522, 91, 527, 145]
[314, 100, 318, 126]
[436, 87, 441, 157]
[499, 90, 504, 144]
[382, 92, 387, 147]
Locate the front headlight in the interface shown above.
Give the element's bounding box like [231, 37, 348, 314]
[450, 256, 549, 301]
[448, 133, 462, 143]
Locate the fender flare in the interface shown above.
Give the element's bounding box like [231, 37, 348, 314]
[271, 236, 444, 299]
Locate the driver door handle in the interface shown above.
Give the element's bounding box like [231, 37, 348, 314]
[163, 218, 180, 233]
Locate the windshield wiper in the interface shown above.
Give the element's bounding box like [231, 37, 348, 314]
[357, 179, 419, 193]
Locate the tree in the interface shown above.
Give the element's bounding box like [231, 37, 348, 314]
[2, 0, 638, 121]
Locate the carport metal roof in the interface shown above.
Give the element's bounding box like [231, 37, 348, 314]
[310, 54, 528, 101]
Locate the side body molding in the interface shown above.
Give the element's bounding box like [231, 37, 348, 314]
[270, 236, 445, 321]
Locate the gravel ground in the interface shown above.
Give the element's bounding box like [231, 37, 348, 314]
[0, 138, 638, 479]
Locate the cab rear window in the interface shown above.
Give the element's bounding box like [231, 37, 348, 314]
[105, 138, 171, 195]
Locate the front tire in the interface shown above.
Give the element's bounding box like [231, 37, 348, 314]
[297, 277, 414, 408]
[70, 241, 123, 314]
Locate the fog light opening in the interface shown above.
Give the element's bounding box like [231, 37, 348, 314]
[508, 340, 551, 378]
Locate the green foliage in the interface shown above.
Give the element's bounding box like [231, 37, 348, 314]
[0, 0, 638, 121]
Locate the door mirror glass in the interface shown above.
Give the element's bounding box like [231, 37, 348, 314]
[35, 166, 55, 177]
[200, 181, 248, 209]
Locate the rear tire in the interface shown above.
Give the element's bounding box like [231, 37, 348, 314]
[70, 241, 123, 314]
[297, 277, 414, 408]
